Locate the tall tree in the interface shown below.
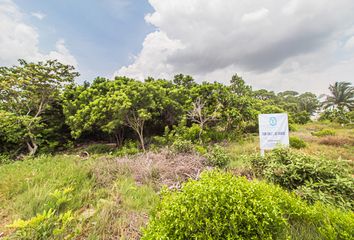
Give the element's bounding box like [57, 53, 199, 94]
[0, 59, 79, 155]
[322, 82, 354, 111]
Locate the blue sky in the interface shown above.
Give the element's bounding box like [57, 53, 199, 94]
[14, 0, 154, 81]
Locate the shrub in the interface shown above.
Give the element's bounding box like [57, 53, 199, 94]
[142, 171, 354, 240]
[205, 145, 230, 168]
[250, 149, 354, 210]
[86, 143, 113, 154]
[311, 129, 336, 137]
[0, 153, 11, 164]
[114, 141, 140, 157]
[171, 139, 193, 153]
[289, 136, 307, 149]
[291, 111, 311, 125]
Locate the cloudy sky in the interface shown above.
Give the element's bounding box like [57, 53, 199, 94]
[1, 0, 354, 94]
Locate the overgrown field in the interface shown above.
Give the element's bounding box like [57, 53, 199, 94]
[0, 122, 353, 239]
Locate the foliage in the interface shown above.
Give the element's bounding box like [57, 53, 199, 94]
[0, 153, 12, 165]
[86, 143, 114, 155]
[251, 149, 354, 210]
[171, 139, 194, 153]
[319, 109, 354, 124]
[0, 60, 78, 155]
[113, 141, 140, 157]
[322, 81, 354, 111]
[289, 136, 307, 149]
[6, 187, 79, 239]
[291, 111, 311, 124]
[311, 129, 336, 137]
[205, 145, 231, 168]
[142, 171, 354, 240]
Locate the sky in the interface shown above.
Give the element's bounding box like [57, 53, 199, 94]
[1, 0, 354, 94]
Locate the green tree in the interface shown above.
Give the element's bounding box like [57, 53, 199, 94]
[229, 74, 252, 96]
[0, 59, 79, 155]
[322, 82, 354, 111]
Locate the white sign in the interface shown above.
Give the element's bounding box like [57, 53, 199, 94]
[258, 113, 289, 151]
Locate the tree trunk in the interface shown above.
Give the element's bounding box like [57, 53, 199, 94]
[26, 138, 38, 156]
[137, 129, 145, 152]
[114, 128, 124, 148]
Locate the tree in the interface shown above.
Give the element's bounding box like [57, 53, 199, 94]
[0, 59, 79, 155]
[298, 92, 319, 116]
[322, 82, 354, 111]
[229, 74, 252, 96]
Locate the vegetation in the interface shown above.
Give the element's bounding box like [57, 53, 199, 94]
[289, 136, 307, 149]
[251, 149, 354, 210]
[0, 59, 353, 239]
[143, 171, 354, 240]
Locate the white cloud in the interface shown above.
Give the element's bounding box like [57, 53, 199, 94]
[0, 0, 77, 67]
[241, 8, 269, 23]
[31, 11, 46, 20]
[344, 36, 354, 50]
[117, 0, 354, 92]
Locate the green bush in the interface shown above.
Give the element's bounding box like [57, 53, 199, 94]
[251, 149, 354, 210]
[291, 111, 311, 125]
[289, 136, 307, 149]
[171, 139, 194, 153]
[0, 153, 12, 164]
[205, 145, 230, 168]
[311, 129, 336, 137]
[114, 141, 140, 157]
[86, 143, 113, 154]
[142, 171, 354, 240]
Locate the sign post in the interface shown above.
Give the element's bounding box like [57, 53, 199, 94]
[258, 113, 289, 156]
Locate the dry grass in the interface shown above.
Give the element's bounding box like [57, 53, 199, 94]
[318, 136, 354, 147]
[91, 149, 207, 189]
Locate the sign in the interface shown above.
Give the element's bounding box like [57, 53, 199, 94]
[258, 113, 289, 152]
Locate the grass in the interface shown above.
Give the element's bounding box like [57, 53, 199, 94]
[0, 154, 158, 239]
[0, 155, 93, 223]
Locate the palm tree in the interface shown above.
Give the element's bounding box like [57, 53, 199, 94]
[322, 82, 354, 111]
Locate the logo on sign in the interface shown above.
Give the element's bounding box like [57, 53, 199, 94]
[269, 117, 277, 126]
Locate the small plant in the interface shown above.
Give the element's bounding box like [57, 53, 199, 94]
[171, 139, 193, 153]
[7, 187, 79, 239]
[311, 129, 336, 137]
[205, 145, 230, 168]
[86, 143, 113, 154]
[289, 136, 307, 149]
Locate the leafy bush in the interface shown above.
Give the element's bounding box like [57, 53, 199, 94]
[7, 187, 79, 239]
[114, 141, 140, 157]
[251, 149, 354, 210]
[142, 171, 354, 240]
[289, 136, 307, 149]
[205, 145, 230, 168]
[311, 129, 336, 137]
[171, 139, 194, 153]
[0, 153, 12, 164]
[86, 143, 113, 154]
[291, 111, 311, 125]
